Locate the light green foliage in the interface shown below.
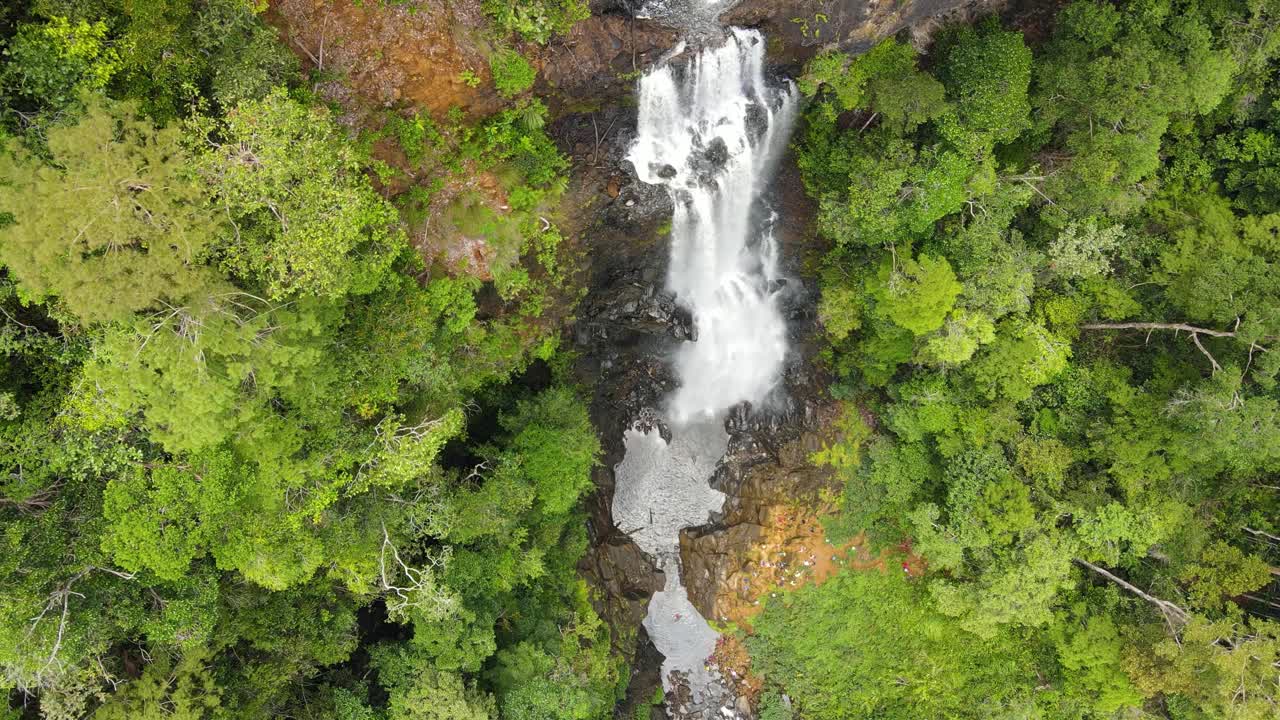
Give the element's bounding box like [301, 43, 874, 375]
[0, 16, 120, 111]
[798, 45, 999, 250]
[778, 6, 1280, 717]
[837, 438, 935, 537]
[481, 0, 589, 44]
[1073, 501, 1177, 567]
[916, 308, 995, 366]
[499, 387, 600, 516]
[83, 296, 338, 456]
[800, 30, 1037, 391]
[1125, 617, 1280, 719]
[195, 89, 405, 300]
[816, 282, 864, 342]
[100, 456, 232, 582]
[939, 184, 1036, 318]
[326, 687, 382, 720]
[469, 101, 570, 189]
[1146, 192, 1280, 344]
[373, 647, 495, 720]
[749, 568, 1044, 719]
[968, 319, 1070, 401]
[929, 533, 1079, 638]
[92, 649, 221, 719]
[800, 41, 947, 132]
[1048, 219, 1125, 279]
[0, 99, 222, 324]
[1050, 610, 1143, 714]
[868, 253, 962, 335]
[1179, 541, 1272, 612]
[490, 49, 537, 98]
[0, 1, 596, 710]
[362, 387, 615, 714]
[756, 693, 793, 720]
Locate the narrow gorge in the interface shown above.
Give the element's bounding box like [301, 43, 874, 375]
[612, 23, 796, 712]
[567, 1, 1011, 718]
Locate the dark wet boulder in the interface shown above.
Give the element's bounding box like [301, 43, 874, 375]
[703, 136, 729, 169]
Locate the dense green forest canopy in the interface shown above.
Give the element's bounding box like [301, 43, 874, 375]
[750, 1, 1280, 718]
[0, 1, 616, 719]
[5, 0, 1280, 719]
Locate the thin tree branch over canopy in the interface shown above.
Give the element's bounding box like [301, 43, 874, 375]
[1076, 559, 1190, 631]
[1081, 322, 1239, 338]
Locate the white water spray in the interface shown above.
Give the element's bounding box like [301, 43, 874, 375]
[629, 27, 795, 422]
[612, 28, 797, 703]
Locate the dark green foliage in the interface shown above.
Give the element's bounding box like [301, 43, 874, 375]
[0, 1, 297, 132]
[0, 17, 119, 112]
[762, 2, 1280, 718]
[0, 1, 609, 715]
[1032, 0, 1236, 215]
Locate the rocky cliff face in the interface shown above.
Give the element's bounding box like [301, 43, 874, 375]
[722, 0, 1007, 64]
[560, 100, 835, 717]
[537, 13, 680, 114]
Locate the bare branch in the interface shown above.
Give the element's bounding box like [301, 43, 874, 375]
[1081, 322, 1237, 338]
[23, 566, 135, 683]
[1082, 322, 1262, 374]
[1076, 559, 1189, 632]
[378, 523, 455, 622]
[1243, 526, 1280, 544]
[1191, 331, 1223, 373]
[292, 36, 320, 66]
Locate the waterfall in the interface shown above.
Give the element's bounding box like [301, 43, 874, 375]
[612, 28, 797, 707]
[629, 27, 795, 423]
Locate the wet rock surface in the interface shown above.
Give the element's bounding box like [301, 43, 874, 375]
[722, 0, 1010, 67]
[677, 151, 840, 626]
[664, 669, 742, 720]
[537, 12, 680, 115]
[563, 114, 832, 718]
[555, 53, 833, 714]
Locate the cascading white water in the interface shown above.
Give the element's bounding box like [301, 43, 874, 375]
[629, 27, 794, 423]
[611, 28, 797, 708]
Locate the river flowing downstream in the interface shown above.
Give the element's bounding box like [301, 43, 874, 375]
[611, 26, 797, 713]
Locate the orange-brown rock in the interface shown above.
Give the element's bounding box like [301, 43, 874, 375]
[267, 0, 506, 122]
